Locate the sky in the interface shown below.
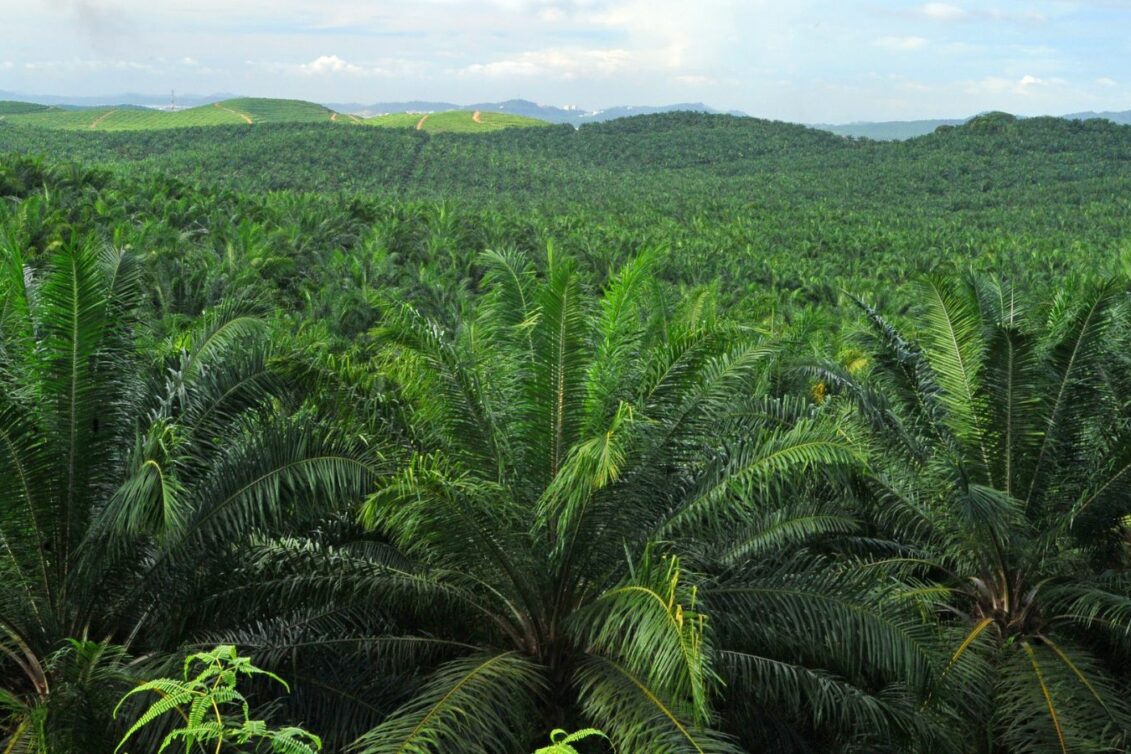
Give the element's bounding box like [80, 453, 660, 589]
[1, 0, 1129, 122]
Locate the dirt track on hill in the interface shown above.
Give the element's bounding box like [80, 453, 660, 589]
[415, 114, 430, 130]
[214, 102, 253, 124]
[89, 110, 117, 130]
[472, 111, 483, 123]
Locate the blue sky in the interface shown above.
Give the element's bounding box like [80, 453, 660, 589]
[2, 1, 1129, 122]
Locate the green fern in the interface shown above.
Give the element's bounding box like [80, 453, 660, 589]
[532, 727, 609, 753]
[114, 645, 322, 754]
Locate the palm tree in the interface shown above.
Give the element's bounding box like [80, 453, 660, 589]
[0, 238, 372, 752]
[822, 275, 1131, 752]
[234, 249, 946, 753]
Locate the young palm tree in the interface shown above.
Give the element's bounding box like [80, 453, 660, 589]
[234, 249, 946, 753]
[0, 238, 372, 752]
[822, 275, 1131, 752]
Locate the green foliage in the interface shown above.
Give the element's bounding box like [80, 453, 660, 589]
[1, 110, 1131, 753]
[367, 110, 549, 132]
[532, 727, 608, 753]
[2, 98, 341, 131]
[115, 645, 322, 754]
[0, 235, 374, 752]
[821, 274, 1131, 751]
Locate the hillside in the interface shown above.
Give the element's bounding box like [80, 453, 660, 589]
[0, 97, 339, 130]
[329, 97, 739, 123]
[0, 101, 53, 115]
[367, 109, 549, 132]
[3, 109, 1129, 311]
[0, 97, 554, 133]
[816, 108, 1131, 140]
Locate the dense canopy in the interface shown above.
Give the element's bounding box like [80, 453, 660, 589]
[2, 111, 1131, 753]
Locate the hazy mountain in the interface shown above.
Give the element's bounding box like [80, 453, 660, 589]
[1063, 110, 1131, 125]
[813, 119, 968, 140]
[0, 90, 237, 109]
[327, 98, 742, 124]
[816, 108, 1131, 140]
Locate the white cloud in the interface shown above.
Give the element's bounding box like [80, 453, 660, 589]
[969, 74, 1060, 96]
[301, 55, 365, 75]
[920, 3, 967, 21]
[875, 36, 928, 51]
[1097, 76, 1118, 87]
[1015, 74, 1047, 93]
[461, 48, 634, 79]
[253, 55, 414, 78]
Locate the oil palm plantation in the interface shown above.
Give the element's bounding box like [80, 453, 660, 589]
[0, 238, 373, 752]
[233, 249, 949, 753]
[823, 276, 1131, 752]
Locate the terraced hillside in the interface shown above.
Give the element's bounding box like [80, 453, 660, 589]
[1, 97, 340, 130]
[367, 109, 549, 132]
[0, 98, 550, 132]
[0, 101, 53, 115]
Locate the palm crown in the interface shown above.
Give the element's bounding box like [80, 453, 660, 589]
[827, 276, 1131, 752]
[0, 239, 372, 751]
[234, 249, 950, 753]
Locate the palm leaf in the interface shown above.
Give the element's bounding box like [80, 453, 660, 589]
[350, 652, 545, 754]
[573, 656, 740, 754]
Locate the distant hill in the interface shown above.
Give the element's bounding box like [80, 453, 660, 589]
[0, 101, 53, 116]
[815, 119, 967, 140]
[0, 90, 236, 109]
[4, 108, 1130, 206]
[0, 98, 338, 130]
[0, 97, 554, 132]
[816, 108, 1131, 140]
[367, 110, 549, 133]
[1063, 109, 1131, 125]
[330, 98, 740, 124]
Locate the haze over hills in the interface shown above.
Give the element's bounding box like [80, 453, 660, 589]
[0, 90, 238, 110]
[816, 119, 968, 140]
[0, 97, 551, 134]
[817, 110, 1131, 140]
[0, 90, 742, 124]
[1063, 110, 1131, 126]
[326, 98, 747, 124]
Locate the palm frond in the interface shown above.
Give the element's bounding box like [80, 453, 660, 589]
[570, 554, 715, 727]
[520, 255, 591, 487]
[349, 652, 545, 754]
[916, 276, 991, 478]
[1024, 279, 1120, 508]
[573, 656, 741, 754]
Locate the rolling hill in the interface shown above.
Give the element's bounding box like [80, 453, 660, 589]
[367, 109, 550, 133]
[0, 98, 337, 130]
[0, 97, 550, 133]
[337, 97, 742, 123]
[814, 109, 1131, 140]
[0, 98, 330, 130]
